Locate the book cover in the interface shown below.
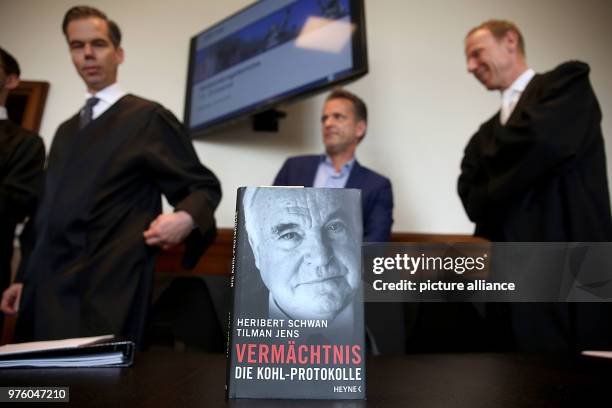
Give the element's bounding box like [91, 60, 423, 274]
[226, 187, 366, 399]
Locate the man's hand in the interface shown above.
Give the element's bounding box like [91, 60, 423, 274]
[143, 211, 195, 250]
[1, 283, 23, 314]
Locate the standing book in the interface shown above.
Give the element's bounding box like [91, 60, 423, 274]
[226, 187, 366, 399]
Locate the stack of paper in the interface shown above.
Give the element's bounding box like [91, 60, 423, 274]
[0, 335, 134, 368]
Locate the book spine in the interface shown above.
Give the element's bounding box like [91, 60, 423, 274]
[225, 188, 242, 399]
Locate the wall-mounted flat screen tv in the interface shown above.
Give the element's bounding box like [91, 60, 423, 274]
[184, 0, 368, 137]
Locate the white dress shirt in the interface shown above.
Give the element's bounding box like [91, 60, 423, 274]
[85, 82, 127, 120]
[500, 68, 535, 125]
[0, 106, 8, 120]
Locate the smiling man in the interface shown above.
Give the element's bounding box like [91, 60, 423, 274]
[243, 187, 361, 324]
[1, 6, 221, 346]
[460, 19, 611, 243]
[458, 20, 612, 352]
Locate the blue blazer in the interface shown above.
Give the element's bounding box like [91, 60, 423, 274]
[273, 155, 393, 242]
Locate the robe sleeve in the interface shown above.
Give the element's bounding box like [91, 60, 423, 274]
[142, 107, 222, 269]
[458, 125, 491, 223]
[0, 133, 45, 223]
[459, 61, 598, 221]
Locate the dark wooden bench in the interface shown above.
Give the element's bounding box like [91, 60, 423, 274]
[154, 228, 485, 276]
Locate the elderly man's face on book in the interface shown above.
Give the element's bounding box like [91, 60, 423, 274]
[245, 189, 360, 320]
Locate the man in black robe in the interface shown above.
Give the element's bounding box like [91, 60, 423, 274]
[0, 48, 45, 331]
[459, 20, 612, 351]
[0, 6, 221, 347]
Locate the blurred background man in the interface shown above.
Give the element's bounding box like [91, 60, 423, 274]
[459, 19, 612, 352]
[273, 89, 398, 353]
[0, 47, 45, 332]
[1, 7, 221, 347]
[274, 88, 393, 243]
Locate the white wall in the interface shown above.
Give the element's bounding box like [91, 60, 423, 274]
[2, 0, 611, 232]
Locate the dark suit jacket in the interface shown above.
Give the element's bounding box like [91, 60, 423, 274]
[274, 155, 393, 242]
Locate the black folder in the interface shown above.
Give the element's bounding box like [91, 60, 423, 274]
[0, 335, 135, 368]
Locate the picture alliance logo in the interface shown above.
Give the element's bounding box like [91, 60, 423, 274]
[371, 253, 489, 275]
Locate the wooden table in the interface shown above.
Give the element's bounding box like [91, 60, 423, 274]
[1, 351, 610, 407]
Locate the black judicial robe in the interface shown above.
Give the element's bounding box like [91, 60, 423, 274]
[15, 95, 221, 346]
[458, 61, 612, 351]
[0, 120, 44, 294]
[458, 61, 612, 241]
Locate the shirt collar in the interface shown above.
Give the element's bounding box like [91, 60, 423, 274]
[0, 106, 7, 120]
[502, 68, 535, 98]
[320, 154, 356, 174]
[85, 82, 126, 106]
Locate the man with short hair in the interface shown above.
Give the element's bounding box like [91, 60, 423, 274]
[0, 48, 45, 330]
[459, 20, 612, 351]
[460, 19, 611, 242]
[1, 6, 221, 346]
[274, 88, 397, 353]
[274, 88, 393, 243]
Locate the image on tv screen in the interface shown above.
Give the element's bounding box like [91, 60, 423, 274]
[185, 0, 367, 136]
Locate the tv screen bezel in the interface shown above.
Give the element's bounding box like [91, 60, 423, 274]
[183, 0, 368, 137]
